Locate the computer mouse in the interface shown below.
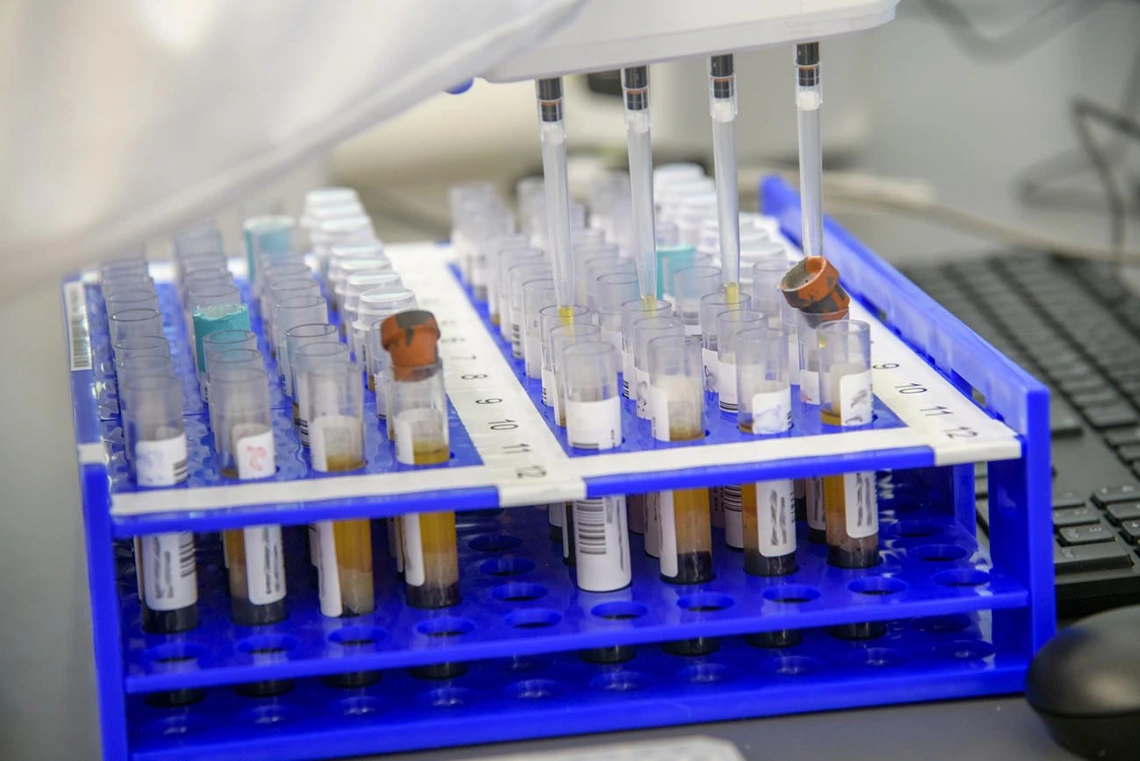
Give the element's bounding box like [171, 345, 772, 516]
[1026, 604, 1140, 761]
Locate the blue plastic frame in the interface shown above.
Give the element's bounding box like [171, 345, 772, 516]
[66, 178, 1053, 761]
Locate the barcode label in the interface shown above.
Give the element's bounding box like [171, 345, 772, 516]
[658, 490, 678, 578]
[387, 517, 405, 573]
[717, 359, 738, 412]
[702, 348, 718, 393]
[644, 492, 661, 558]
[510, 310, 523, 358]
[840, 370, 873, 426]
[566, 397, 621, 451]
[243, 525, 286, 605]
[541, 366, 554, 408]
[572, 495, 630, 592]
[622, 349, 635, 398]
[722, 485, 743, 548]
[314, 520, 342, 617]
[751, 388, 792, 434]
[757, 479, 796, 557]
[135, 434, 189, 487]
[800, 369, 820, 405]
[402, 513, 426, 587]
[234, 425, 275, 480]
[807, 476, 825, 531]
[64, 282, 93, 371]
[844, 471, 879, 538]
[141, 532, 197, 611]
[309, 415, 363, 471]
[524, 332, 542, 379]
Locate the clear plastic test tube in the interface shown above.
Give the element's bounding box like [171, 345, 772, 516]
[620, 298, 671, 400]
[539, 305, 593, 420]
[819, 320, 877, 569]
[189, 284, 250, 387]
[596, 273, 638, 358]
[634, 315, 684, 421]
[735, 326, 797, 577]
[274, 295, 329, 385]
[106, 289, 160, 318]
[121, 373, 196, 634]
[550, 322, 602, 428]
[699, 291, 753, 395]
[116, 355, 174, 422]
[102, 274, 156, 300]
[523, 277, 557, 380]
[210, 366, 287, 626]
[291, 341, 349, 447]
[715, 308, 763, 418]
[469, 207, 516, 303]
[562, 341, 630, 592]
[112, 334, 169, 364]
[284, 323, 337, 404]
[497, 247, 545, 338]
[585, 259, 634, 312]
[110, 308, 164, 345]
[333, 257, 390, 320]
[243, 215, 295, 293]
[509, 263, 553, 359]
[574, 243, 621, 307]
[674, 265, 721, 336]
[344, 271, 403, 351]
[265, 277, 320, 355]
[486, 235, 530, 325]
[751, 259, 787, 328]
[202, 329, 257, 399]
[381, 310, 461, 610]
[647, 334, 713, 585]
[356, 289, 417, 414]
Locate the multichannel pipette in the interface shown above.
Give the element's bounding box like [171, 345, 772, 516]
[621, 66, 657, 309]
[535, 78, 575, 316]
[795, 42, 824, 259]
[708, 54, 741, 305]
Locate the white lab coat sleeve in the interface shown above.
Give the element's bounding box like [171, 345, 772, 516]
[0, 0, 583, 297]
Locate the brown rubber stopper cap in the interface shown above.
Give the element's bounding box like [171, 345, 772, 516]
[381, 310, 440, 375]
[779, 256, 850, 315]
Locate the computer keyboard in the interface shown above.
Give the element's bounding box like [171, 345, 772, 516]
[904, 254, 1140, 618]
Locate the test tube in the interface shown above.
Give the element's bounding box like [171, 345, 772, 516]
[674, 265, 722, 336]
[189, 284, 250, 389]
[259, 261, 311, 322]
[211, 366, 287, 626]
[274, 295, 329, 385]
[574, 243, 621, 306]
[735, 326, 797, 577]
[715, 308, 763, 418]
[333, 257, 390, 320]
[819, 320, 878, 569]
[620, 298, 671, 400]
[647, 335, 713, 584]
[523, 277, 557, 380]
[112, 334, 169, 364]
[121, 374, 196, 634]
[469, 207, 517, 302]
[355, 289, 417, 412]
[535, 77, 576, 311]
[549, 322, 602, 428]
[284, 323, 337, 403]
[585, 258, 635, 312]
[109, 308, 163, 345]
[509, 262, 553, 359]
[102, 274, 156, 300]
[708, 54, 741, 302]
[292, 341, 350, 447]
[106, 289, 160, 318]
[657, 247, 702, 307]
[317, 217, 377, 283]
[381, 311, 461, 609]
[539, 305, 592, 420]
[486, 235, 531, 325]
[243, 215, 294, 293]
[751, 259, 787, 328]
[596, 273, 638, 359]
[497, 247, 545, 339]
[265, 277, 320, 355]
[116, 355, 175, 424]
[699, 291, 753, 394]
[562, 341, 630, 592]
[795, 43, 824, 260]
[634, 315, 684, 420]
[202, 329, 257, 399]
[344, 271, 403, 352]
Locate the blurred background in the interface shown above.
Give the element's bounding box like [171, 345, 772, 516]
[3, 1, 1140, 759]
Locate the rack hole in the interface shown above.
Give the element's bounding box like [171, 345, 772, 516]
[914, 614, 972, 633]
[427, 687, 474, 708]
[591, 670, 649, 692]
[591, 601, 649, 620]
[505, 608, 562, 629]
[478, 557, 535, 577]
[853, 647, 908, 668]
[236, 633, 299, 655]
[933, 568, 990, 588]
[680, 663, 730, 684]
[509, 679, 564, 699]
[329, 626, 387, 648]
[848, 577, 908, 596]
[912, 543, 969, 562]
[936, 639, 997, 660]
[468, 534, 523, 553]
[145, 641, 207, 665]
[762, 584, 821, 604]
[765, 655, 823, 676]
[145, 715, 202, 738]
[339, 696, 382, 717]
[677, 593, 734, 612]
[248, 705, 298, 727]
[416, 617, 476, 638]
[892, 520, 942, 538]
[491, 583, 548, 602]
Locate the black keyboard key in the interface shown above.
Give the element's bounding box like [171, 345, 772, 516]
[1060, 523, 1115, 545]
[1116, 444, 1140, 462]
[1054, 490, 1085, 509]
[1106, 502, 1140, 524]
[1050, 401, 1084, 438]
[1071, 389, 1124, 408]
[1106, 427, 1140, 447]
[1084, 403, 1139, 429]
[1059, 376, 1109, 395]
[1054, 506, 1099, 528]
[1120, 520, 1140, 544]
[1092, 484, 1140, 507]
[1055, 541, 1133, 573]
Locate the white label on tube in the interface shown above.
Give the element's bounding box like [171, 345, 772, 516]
[133, 537, 144, 599]
[649, 385, 671, 441]
[807, 476, 825, 531]
[142, 532, 197, 611]
[702, 348, 718, 393]
[524, 333, 542, 379]
[621, 350, 635, 398]
[234, 425, 275, 480]
[840, 370, 874, 426]
[717, 360, 738, 411]
[684, 321, 701, 336]
[548, 502, 564, 528]
[566, 397, 621, 451]
[722, 485, 743, 548]
[65, 281, 92, 371]
[561, 503, 572, 560]
[751, 388, 792, 434]
[602, 327, 622, 357]
[402, 513, 426, 587]
[374, 372, 389, 418]
[844, 471, 879, 539]
[309, 415, 362, 472]
[636, 368, 652, 420]
[486, 282, 498, 320]
[314, 520, 342, 617]
[243, 525, 286, 605]
[658, 490, 678, 578]
[800, 369, 820, 405]
[393, 412, 416, 465]
[573, 494, 631, 592]
[757, 479, 796, 557]
[710, 488, 724, 527]
[541, 366, 555, 409]
[387, 517, 405, 574]
[308, 524, 318, 566]
[510, 310, 523, 358]
[787, 333, 800, 385]
[645, 492, 661, 557]
[135, 434, 189, 487]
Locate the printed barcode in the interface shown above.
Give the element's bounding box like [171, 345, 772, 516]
[65, 282, 93, 371]
[511, 323, 522, 357]
[177, 533, 196, 578]
[172, 457, 189, 484]
[299, 419, 310, 447]
[719, 399, 738, 413]
[622, 377, 631, 397]
[575, 498, 608, 555]
[569, 439, 599, 451]
[722, 485, 742, 512]
[474, 285, 488, 302]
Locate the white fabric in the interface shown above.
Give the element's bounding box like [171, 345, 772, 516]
[0, 0, 583, 297]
